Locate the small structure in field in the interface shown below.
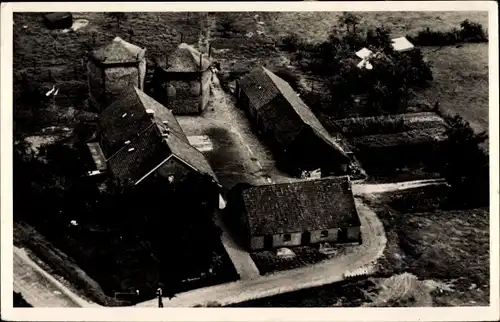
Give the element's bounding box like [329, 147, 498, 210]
[237, 176, 362, 251]
[236, 66, 354, 177]
[391, 36, 415, 52]
[89, 87, 219, 199]
[152, 43, 212, 115]
[87, 37, 147, 111]
[44, 12, 73, 30]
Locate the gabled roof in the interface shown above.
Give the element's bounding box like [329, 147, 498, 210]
[99, 87, 217, 187]
[99, 87, 187, 157]
[391, 37, 415, 52]
[107, 125, 171, 186]
[163, 43, 211, 73]
[241, 176, 360, 236]
[239, 66, 350, 156]
[91, 37, 145, 65]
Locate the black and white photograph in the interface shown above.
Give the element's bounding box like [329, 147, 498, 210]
[1, 1, 498, 321]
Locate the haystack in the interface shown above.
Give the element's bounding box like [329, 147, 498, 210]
[87, 37, 146, 111]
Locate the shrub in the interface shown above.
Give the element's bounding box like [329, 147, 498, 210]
[279, 34, 302, 52]
[411, 20, 488, 46]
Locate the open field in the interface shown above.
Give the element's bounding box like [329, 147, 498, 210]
[415, 44, 489, 138]
[362, 186, 489, 306]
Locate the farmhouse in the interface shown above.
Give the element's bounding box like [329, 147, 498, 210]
[152, 43, 212, 115]
[87, 37, 147, 111]
[236, 176, 362, 251]
[88, 87, 219, 195]
[236, 66, 354, 177]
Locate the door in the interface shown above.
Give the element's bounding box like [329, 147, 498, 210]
[264, 235, 273, 249]
[338, 228, 348, 242]
[301, 231, 311, 245]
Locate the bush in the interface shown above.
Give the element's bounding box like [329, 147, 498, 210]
[279, 34, 302, 52]
[411, 20, 488, 46]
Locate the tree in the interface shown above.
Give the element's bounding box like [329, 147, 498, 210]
[106, 12, 127, 29]
[338, 12, 361, 34]
[441, 115, 489, 207]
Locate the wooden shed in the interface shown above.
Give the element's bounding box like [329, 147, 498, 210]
[87, 37, 147, 111]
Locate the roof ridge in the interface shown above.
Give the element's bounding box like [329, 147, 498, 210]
[106, 122, 157, 162]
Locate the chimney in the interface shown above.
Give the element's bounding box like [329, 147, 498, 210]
[208, 43, 212, 59]
[124, 140, 131, 145]
[128, 147, 135, 152]
[146, 109, 155, 116]
[199, 52, 203, 71]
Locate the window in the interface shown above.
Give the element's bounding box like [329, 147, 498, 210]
[283, 234, 291, 242]
[320, 230, 329, 238]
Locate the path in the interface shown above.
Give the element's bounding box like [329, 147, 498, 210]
[136, 195, 386, 307]
[214, 211, 261, 280]
[352, 178, 447, 195]
[13, 247, 92, 307]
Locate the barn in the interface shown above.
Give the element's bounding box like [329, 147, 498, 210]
[235, 176, 362, 251]
[236, 66, 354, 177]
[90, 87, 220, 201]
[87, 37, 147, 111]
[152, 43, 212, 115]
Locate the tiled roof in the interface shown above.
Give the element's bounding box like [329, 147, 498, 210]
[99, 87, 217, 186]
[99, 89, 153, 157]
[107, 125, 171, 186]
[238, 67, 280, 110]
[91, 37, 145, 65]
[241, 176, 360, 236]
[163, 43, 211, 73]
[166, 134, 217, 179]
[239, 66, 350, 156]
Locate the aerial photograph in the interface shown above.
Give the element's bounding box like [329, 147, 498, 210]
[10, 8, 491, 309]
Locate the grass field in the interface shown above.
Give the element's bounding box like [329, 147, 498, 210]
[362, 186, 489, 306]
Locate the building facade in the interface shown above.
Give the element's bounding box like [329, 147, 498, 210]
[152, 43, 212, 115]
[87, 37, 147, 112]
[237, 176, 362, 251]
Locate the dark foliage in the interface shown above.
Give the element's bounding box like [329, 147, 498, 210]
[439, 115, 489, 207]
[282, 13, 433, 118]
[13, 138, 237, 304]
[13, 292, 33, 307]
[409, 19, 488, 46]
[273, 68, 301, 91]
[105, 12, 128, 29]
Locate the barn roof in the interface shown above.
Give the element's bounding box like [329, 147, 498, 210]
[351, 126, 448, 149]
[99, 87, 216, 187]
[163, 43, 211, 73]
[238, 66, 351, 155]
[241, 176, 360, 236]
[91, 37, 145, 65]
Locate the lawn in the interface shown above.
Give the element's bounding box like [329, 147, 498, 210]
[413, 44, 489, 138]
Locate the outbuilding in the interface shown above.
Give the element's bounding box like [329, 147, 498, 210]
[236, 66, 353, 177]
[236, 176, 362, 251]
[152, 43, 212, 115]
[87, 37, 147, 111]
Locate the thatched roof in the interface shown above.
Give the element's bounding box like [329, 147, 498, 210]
[99, 87, 216, 187]
[352, 126, 448, 149]
[91, 37, 146, 65]
[162, 43, 211, 73]
[238, 66, 351, 155]
[241, 176, 360, 236]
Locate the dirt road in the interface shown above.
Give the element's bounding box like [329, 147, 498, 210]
[136, 196, 386, 307]
[13, 247, 92, 307]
